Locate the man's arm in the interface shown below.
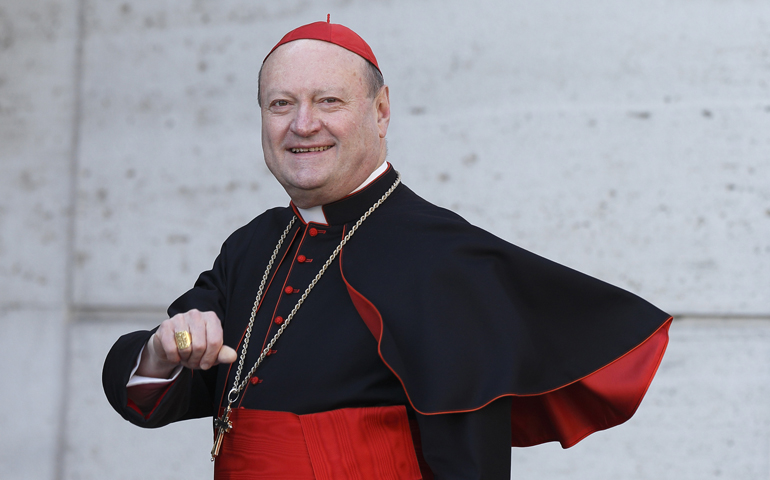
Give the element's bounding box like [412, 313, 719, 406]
[125, 310, 236, 410]
[102, 310, 236, 427]
[416, 397, 513, 480]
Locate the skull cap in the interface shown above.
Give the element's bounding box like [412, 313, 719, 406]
[265, 16, 380, 74]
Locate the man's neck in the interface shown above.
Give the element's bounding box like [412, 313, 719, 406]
[297, 162, 389, 225]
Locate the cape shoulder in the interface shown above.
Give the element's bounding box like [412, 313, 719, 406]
[339, 184, 671, 446]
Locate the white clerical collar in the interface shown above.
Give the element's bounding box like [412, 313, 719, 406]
[297, 162, 389, 225]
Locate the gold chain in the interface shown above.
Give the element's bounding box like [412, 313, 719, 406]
[225, 173, 401, 407]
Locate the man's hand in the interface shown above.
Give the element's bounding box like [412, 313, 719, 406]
[136, 309, 238, 379]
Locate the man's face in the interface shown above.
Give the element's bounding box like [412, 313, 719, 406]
[260, 39, 390, 208]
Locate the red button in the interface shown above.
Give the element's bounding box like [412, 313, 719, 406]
[297, 255, 306, 263]
[250, 376, 260, 385]
[274, 316, 284, 325]
[309, 228, 318, 237]
[284, 286, 294, 294]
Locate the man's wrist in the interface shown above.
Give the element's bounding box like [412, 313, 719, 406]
[135, 335, 179, 379]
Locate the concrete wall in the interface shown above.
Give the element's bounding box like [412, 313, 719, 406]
[1, 0, 768, 478]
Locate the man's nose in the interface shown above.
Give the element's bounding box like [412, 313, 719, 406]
[290, 103, 321, 137]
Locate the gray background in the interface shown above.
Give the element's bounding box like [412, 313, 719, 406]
[1, 0, 768, 478]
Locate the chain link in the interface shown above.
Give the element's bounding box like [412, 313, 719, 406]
[226, 173, 401, 406]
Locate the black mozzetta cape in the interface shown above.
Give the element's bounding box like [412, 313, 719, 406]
[104, 164, 670, 454]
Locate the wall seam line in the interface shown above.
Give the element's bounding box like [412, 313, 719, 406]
[55, 0, 86, 478]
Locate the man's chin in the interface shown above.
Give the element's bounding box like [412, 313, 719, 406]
[286, 175, 327, 192]
[283, 180, 331, 207]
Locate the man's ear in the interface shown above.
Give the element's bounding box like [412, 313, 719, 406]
[375, 85, 391, 138]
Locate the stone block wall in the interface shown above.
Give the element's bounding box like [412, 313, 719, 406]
[1, 0, 768, 478]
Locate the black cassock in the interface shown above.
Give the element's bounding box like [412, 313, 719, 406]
[104, 164, 671, 479]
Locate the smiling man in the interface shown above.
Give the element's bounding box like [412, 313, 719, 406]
[103, 19, 672, 479]
[259, 37, 390, 208]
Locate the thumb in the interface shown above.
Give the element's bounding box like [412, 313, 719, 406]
[217, 345, 238, 365]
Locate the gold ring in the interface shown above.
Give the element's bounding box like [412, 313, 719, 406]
[174, 330, 192, 350]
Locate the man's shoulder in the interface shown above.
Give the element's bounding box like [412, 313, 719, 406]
[382, 184, 471, 226]
[379, 184, 506, 244]
[220, 205, 295, 252]
[349, 182, 511, 262]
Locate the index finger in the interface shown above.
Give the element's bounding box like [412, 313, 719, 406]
[199, 311, 225, 370]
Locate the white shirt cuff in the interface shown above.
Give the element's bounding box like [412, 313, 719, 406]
[126, 344, 183, 388]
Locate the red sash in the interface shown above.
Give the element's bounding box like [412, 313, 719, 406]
[214, 405, 426, 479]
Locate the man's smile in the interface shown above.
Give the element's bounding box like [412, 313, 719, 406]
[289, 145, 333, 153]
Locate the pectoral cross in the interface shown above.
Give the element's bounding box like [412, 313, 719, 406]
[211, 405, 233, 461]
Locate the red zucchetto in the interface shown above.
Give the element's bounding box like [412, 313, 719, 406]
[264, 15, 380, 73]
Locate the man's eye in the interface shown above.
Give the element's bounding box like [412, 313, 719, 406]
[322, 98, 338, 104]
[271, 100, 289, 107]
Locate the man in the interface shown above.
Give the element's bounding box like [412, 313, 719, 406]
[104, 19, 671, 479]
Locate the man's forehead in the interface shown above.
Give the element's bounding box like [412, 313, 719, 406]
[261, 43, 369, 98]
[265, 39, 365, 70]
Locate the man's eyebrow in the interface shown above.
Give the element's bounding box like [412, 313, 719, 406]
[265, 88, 346, 99]
[263, 90, 295, 99]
